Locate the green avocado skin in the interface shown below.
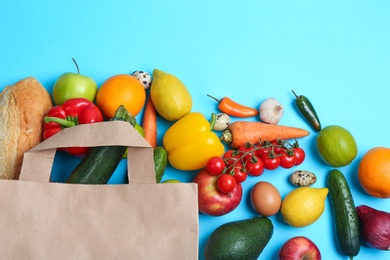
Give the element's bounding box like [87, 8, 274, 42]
[204, 217, 274, 260]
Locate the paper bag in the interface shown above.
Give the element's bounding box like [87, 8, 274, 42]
[0, 121, 199, 260]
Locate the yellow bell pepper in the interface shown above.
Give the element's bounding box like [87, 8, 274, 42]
[163, 112, 225, 171]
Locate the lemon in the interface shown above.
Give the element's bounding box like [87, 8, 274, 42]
[150, 69, 192, 121]
[280, 187, 328, 227]
[316, 125, 358, 167]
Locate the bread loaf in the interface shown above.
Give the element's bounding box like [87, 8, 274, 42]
[0, 77, 53, 180]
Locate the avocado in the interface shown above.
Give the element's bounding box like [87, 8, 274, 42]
[204, 216, 274, 260]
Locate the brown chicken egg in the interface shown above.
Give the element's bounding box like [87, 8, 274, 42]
[250, 181, 282, 216]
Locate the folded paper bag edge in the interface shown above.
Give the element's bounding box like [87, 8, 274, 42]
[19, 121, 155, 183]
[31, 121, 152, 151]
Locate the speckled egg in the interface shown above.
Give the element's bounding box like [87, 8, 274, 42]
[290, 170, 317, 187]
[132, 70, 152, 89]
[213, 113, 230, 131]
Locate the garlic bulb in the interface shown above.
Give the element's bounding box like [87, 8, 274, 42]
[259, 98, 284, 124]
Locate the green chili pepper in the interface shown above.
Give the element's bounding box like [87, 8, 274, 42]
[291, 90, 321, 132]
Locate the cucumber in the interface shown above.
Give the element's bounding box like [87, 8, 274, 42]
[154, 146, 168, 183]
[327, 169, 360, 258]
[66, 105, 136, 184]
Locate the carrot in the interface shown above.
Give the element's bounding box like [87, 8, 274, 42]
[141, 95, 157, 148]
[220, 121, 310, 148]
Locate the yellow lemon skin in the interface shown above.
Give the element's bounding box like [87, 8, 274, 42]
[281, 187, 328, 227]
[316, 125, 357, 167]
[150, 69, 192, 121]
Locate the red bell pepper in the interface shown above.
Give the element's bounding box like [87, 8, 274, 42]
[43, 98, 103, 155]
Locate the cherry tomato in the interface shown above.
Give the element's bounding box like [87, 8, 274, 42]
[222, 149, 241, 166]
[255, 147, 269, 158]
[279, 151, 297, 169]
[244, 156, 264, 176]
[261, 154, 280, 170]
[217, 174, 237, 193]
[238, 144, 255, 162]
[232, 163, 247, 183]
[270, 141, 284, 154]
[206, 156, 226, 176]
[293, 147, 306, 165]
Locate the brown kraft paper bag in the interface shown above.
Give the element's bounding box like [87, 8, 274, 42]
[0, 121, 199, 260]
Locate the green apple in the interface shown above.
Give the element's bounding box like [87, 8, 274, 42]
[52, 58, 98, 105]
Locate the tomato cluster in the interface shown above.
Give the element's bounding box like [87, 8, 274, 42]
[206, 140, 306, 193]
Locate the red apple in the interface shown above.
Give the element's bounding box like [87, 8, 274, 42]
[193, 168, 242, 216]
[278, 236, 321, 260]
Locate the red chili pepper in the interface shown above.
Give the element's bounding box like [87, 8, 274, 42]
[207, 94, 259, 118]
[43, 98, 103, 155]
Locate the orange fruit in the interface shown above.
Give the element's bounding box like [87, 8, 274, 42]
[358, 147, 390, 198]
[96, 74, 146, 119]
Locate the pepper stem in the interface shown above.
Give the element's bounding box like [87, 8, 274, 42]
[209, 113, 217, 130]
[207, 94, 222, 103]
[44, 116, 76, 127]
[291, 90, 299, 99]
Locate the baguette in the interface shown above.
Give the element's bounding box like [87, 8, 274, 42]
[0, 77, 53, 180]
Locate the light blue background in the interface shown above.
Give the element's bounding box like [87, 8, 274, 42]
[1, 1, 390, 259]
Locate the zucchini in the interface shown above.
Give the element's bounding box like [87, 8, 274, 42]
[66, 105, 136, 184]
[327, 169, 360, 258]
[154, 146, 168, 183]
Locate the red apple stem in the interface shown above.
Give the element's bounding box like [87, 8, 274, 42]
[71, 58, 80, 74]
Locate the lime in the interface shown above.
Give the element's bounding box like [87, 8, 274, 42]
[134, 123, 145, 137]
[316, 125, 357, 167]
[281, 187, 328, 227]
[162, 179, 181, 183]
[122, 123, 145, 159]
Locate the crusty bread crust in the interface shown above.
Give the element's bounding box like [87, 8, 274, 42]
[0, 77, 53, 180]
